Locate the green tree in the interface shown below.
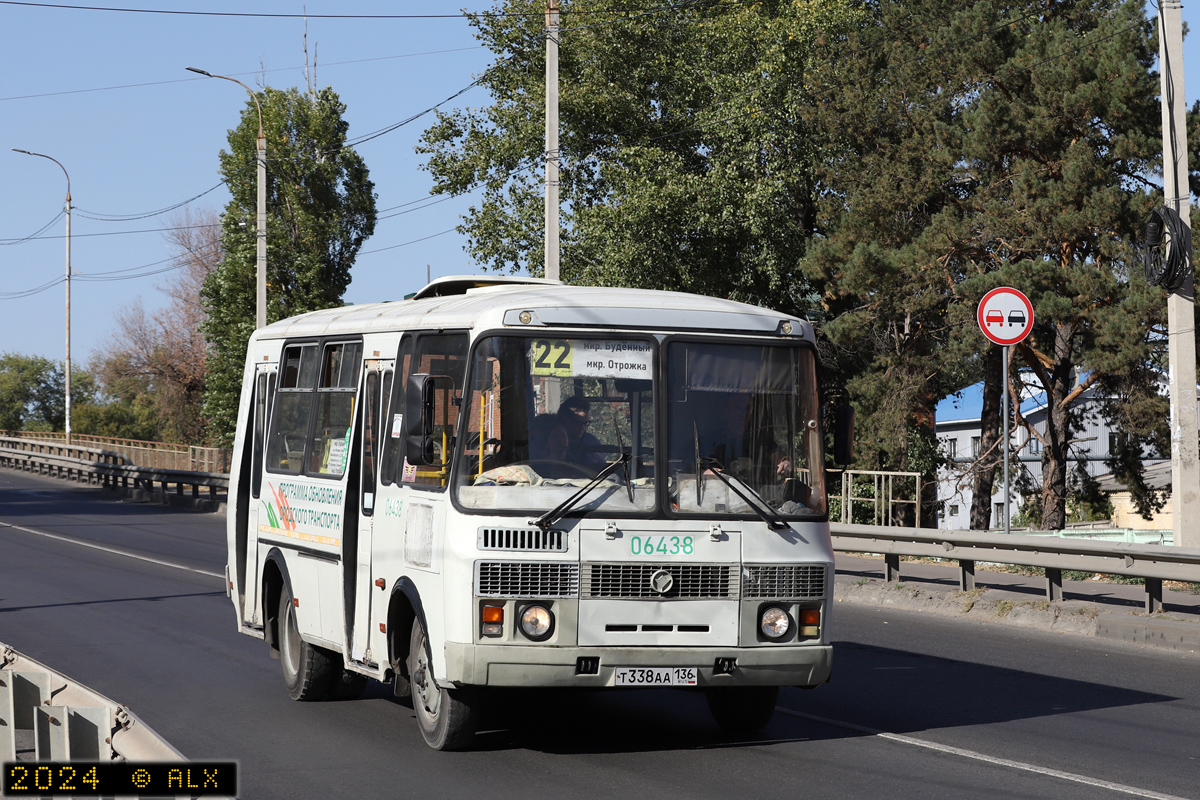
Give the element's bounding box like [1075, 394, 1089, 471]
[419, 0, 862, 310]
[202, 85, 377, 445]
[802, 0, 1165, 529]
[0, 353, 95, 432]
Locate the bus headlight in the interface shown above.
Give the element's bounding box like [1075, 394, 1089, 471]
[760, 606, 791, 640]
[519, 604, 554, 641]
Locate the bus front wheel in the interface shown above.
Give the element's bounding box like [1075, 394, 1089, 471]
[279, 592, 335, 701]
[706, 686, 779, 734]
[407, 619, 478, 750]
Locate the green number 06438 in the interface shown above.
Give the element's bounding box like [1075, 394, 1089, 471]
[629, 535, 693, 556]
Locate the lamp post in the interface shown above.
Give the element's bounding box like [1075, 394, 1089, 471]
[12, 149, 72, 445]
[187, 67, 268, 329]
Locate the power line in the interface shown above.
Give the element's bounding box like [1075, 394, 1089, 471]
[0, 210, 65, 246]
[0, 46, 486, 102]
[359, 227, 456, 255]
[75, 179, 228, 221]
[0, 1, 750, 19]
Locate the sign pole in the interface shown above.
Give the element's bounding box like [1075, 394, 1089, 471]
[1002, 346, 1010, 535]
[978, 287, 1032, 534]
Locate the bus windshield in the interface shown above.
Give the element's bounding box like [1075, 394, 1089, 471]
[665, 340, 826, 518]
[455, 335, 658, 515]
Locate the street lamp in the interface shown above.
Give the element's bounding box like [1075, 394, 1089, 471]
[12, 148, 72, 445]
[187, 66, 268, 329]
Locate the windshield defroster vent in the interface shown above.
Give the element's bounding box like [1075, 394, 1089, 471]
[478, 527, 567, 553]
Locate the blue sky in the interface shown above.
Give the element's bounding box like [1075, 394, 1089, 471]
[2, 1, 1197, 382]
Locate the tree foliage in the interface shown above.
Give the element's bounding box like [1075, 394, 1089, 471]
[86, 208, 221, 444]
[419, 0, 863, 309]
[0, 353, 94, 433]
[202, 85, 377, 445]
[423, 0, 1178, 529]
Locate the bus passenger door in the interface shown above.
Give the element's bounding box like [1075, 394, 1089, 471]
[245, 364, 274, 625]
[351, 364, 390, 664]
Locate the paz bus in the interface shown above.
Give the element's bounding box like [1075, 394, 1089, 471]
[224, 276, 848, 750]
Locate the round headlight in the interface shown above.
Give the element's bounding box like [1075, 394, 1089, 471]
[519, 604, 554, 641]
[760, 607, 791, 640]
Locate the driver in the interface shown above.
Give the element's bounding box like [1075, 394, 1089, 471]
[529, 414, 569, 462]
[557, 395, 605, 466]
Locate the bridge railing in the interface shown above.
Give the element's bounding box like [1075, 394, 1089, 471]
[0, 435, 228, 507]
[831, 521, 1200, 613]
[0, 430, 231, 473]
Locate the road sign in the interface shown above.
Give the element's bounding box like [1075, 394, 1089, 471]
[977, 287, 1033, 346]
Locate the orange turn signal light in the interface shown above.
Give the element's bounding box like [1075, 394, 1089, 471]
[482, 605, 504, 624]
[799, 608, 820, 626]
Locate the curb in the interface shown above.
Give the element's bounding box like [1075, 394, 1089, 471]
[834, 577, 1200, 654]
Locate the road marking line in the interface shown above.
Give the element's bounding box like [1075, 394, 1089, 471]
[0, 521, 222, 579]
[776, 708, 1189, 800]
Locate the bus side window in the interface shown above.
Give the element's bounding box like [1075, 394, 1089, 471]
[251, 372, 268, 498]
[382, 338, 414, 486]
[361, 370, 380, 515]
[310, 341, 363, 477]
[266, 344, 318, 473]
[408, 333, 469, 489]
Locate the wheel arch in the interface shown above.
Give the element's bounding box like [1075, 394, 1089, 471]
[261, 548, 290, 659]
[386, 577, 429, 681]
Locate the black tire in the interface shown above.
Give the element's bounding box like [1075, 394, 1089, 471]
[279, 591, 335, 701]
[407, 618, 478, 750]
[706, 685, 779, 734]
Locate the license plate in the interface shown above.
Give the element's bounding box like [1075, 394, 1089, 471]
[613, 667, 697, 686]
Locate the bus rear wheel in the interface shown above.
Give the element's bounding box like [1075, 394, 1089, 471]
[706, 686, 779, 734]
[279, 592, 335, 701]
[407, 619, 478, 750]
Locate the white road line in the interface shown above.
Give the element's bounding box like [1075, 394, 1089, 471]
[776, 708, 1191, 800]
[0, 520, 223, 579]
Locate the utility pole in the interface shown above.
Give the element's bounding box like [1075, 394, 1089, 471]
[187, 67, 268, 328]
[13, 149, 71, 444]
[544, 0, 561, 282]
[1157, 1, 1198, 548]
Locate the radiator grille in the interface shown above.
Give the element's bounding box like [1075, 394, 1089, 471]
[741, 564, 826, 599]
[478, 527, 566, 552]
[581, 563, 739, 599]
[475, 561, 579, 598]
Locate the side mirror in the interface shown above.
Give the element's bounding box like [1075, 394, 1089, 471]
[405, 373, 454, 466]
[833, 403, 855, 467]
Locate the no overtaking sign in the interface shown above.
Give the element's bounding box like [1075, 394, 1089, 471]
[977, 287, 1034, 346]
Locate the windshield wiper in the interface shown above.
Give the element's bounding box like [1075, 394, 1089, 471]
[530, 452, 631, 531]
[699, 457, 788, 529]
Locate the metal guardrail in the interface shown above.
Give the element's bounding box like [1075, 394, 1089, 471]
[1, 641, 183, 763]
[831, 522, 1200, 613]
[0, 436, 228, 506]
[0, 430, 232, 473]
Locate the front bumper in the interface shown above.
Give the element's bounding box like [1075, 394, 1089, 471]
[443, 642, 832, 689]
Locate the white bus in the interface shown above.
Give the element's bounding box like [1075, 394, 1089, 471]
[225, 276, 849, 750]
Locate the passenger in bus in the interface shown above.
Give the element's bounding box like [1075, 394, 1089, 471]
[557, 395, 605, 466]
[700, 392, 795, 483]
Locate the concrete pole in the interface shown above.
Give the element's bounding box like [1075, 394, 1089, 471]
[1157, 1, 1199, 548]
[256, 132, 267, 329]
[12, 149, 71, 444]
[64, 186, 71, 446]
[544, 0, 561, 282]
[186, 67, 268, 328]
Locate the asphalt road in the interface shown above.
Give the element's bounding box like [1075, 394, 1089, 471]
[0, 468, 1196, 799]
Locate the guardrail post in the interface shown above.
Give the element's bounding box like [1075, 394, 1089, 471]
[1046, 568, 1064, 602]
[959, 560, 976, 592]
[1145, 578, 1163, 613]
[35, 705, 110, 760]
[884, 554, 901, 582]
